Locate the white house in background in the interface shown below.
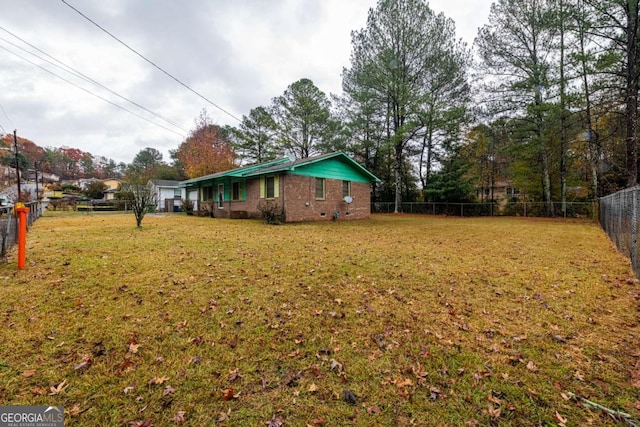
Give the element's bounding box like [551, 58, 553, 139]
[150, 180, 184, 212]
[102, 178, 122, 200]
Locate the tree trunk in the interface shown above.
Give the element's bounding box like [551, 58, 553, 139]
[578, 2, 600, 198]
[559, 0, 567, 216]
[394, 144, 402, 213]
[542, 149, 554, 216]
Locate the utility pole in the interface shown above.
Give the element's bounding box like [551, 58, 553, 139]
[14, 130, 21, 201]
[34, 162, 39, 202]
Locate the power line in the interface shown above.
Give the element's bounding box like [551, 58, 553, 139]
[61, 0, 243, 124]
[0, 44, 187, 138]
[0, 26, 187, 133]
[0, 103, 14, 129]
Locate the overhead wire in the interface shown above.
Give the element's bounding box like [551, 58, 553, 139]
[0, 26, 188, 133]
[60, 0, 243, 124]
[0, 103, 14, 129]
[0, 44, 187, 138]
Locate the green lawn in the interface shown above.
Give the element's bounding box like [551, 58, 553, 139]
[1, 213, 638, 426]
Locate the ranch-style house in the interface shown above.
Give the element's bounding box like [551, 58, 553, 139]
[179, 152, 380, 222]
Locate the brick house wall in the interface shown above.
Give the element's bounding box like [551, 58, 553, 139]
[202, 174, 372, 222]
[215, 179, 262, 219]
[282, 174, 371, 222]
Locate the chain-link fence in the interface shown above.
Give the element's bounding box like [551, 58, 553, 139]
[372, 201, 596, 218]
[600, 186, 640, 276]
[0, 201, 46, 258]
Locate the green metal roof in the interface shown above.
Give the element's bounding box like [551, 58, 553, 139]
[179, 152, 380, 187]
[241, 152, 380, 182]
[179, 158, 291, 187]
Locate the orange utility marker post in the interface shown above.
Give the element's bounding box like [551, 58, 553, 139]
[14, 203, 30, 270]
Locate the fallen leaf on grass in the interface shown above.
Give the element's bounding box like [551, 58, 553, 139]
[218, 407, 231, 422]
[526, 361, 538, 372]
[227, 368, 242, 382]
[487, 392, 502, 405]
[266, 416, 285, 427]
[49, 379, 68, 395]
[395, 378, 413, 388]
[22, 369, 36, 378]
[330, 359, 343, 373]
[32, 387, 47, 396]
[68, 403, 81, 417]
[573, 371, 585, 381]
[554, 411, 567, 426]
[221, 387, 240, 401]
[148, 376, 169, 386]
[73, 355, 93, 372]
[128, 420, 153, 427]
[172, 411, 185, 424]
[128, 343, 140, 354]
[227, 334, 238, 349]
[308, 383, 318, 393]
[162, 386, 176, 396]
[487, 402, 501, 418]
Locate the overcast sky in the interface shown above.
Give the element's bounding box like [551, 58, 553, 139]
[0, 0, 492, 165]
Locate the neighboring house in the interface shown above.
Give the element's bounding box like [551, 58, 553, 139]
[102, 178, 122, 200]
[179, 152, 380, 222]
[76, 178, 99, 190]
[150, 180, 184, 212]
[0, 165, 14, 188]
[476, 180, 522, 204]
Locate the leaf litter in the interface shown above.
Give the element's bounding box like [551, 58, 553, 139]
[1, 214, 639, 425]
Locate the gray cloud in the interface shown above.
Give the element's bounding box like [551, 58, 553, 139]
[0, 0, 489, 164]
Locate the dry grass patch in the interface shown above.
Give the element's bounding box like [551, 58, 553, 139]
[1, 213, 639, 426]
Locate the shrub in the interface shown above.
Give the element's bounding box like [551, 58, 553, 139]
[200, 200, 216, 217]
[257, 200, 282, 224]
[181, 198, 194, 215]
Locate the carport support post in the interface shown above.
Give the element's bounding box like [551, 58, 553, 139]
[16, 206, 29, 269]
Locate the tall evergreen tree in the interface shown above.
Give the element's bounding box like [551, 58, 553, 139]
[344, 0, 470, 211]
[271, 78, 336, 159]
[475, 0, 559, 215]
[233, 106, 280, 164]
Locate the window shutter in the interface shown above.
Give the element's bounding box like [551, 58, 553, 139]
[260, 177, 265, 198]
[274, 175, 279, 198]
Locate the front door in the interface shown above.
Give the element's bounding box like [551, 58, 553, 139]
[218, 184, 224, 209]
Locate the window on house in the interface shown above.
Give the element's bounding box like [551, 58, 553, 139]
[203, 186, 214, 200]
[218, 184, 224, 208]
[232, 182, 241, 201]
[266, 176, 275, 198]
[173, 188, 181, 198]
[315, 178, 325, 200]
[343, 180, 351, 198]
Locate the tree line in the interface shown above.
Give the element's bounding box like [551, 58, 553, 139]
[3, 0, 639, 216]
